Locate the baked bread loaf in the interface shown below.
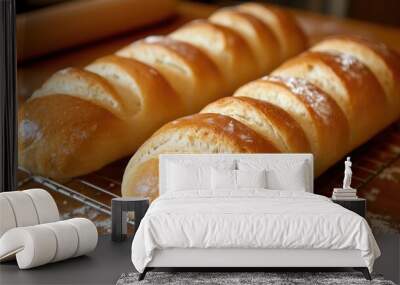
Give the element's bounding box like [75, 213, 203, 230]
[122, 36, 400, 199]
[116, 36, 224, 114]
[122, 113, 278, 200]
[233, 75, 350, 175]
[237, 2, 307, 59]
[18, 3, 305, 179]
[201, 96, 311, 153]
[169, 20, 258, 92]
[310, 36, 400, 121]
[272, 51, 387, 149]
[208, 8, 281, 76]
[18, 4, 306, 179]
[19, 62, 182, 179]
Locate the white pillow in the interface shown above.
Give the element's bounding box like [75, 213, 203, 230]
[238, 160, 309, 191]
[211, 168, 236, 190]
[236, 169, 267, 189]
[266, 162, 308, 191]
[167, 162, 211, 191]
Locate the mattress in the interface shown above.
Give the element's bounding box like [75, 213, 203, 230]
[131, 190, 380, 272]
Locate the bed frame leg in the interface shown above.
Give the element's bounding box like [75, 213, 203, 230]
[354, 267, 371, 280]
[138, 268, 148, 281]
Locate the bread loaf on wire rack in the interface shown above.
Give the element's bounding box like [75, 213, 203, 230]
[18, 3, 306, 179]
[122, 36, 400, 200]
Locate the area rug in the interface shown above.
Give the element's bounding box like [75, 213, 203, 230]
[116, 271, 395, 285]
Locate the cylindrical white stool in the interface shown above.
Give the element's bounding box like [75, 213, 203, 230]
[0, 196, 17, 237]
[24, 189, 59, 223]
[43, 221, 79, 262]
[0, 189, 60, 238]
[1, 192, 39, 227]
[0, 226, 57, 269]
[0, 218, 98, 269]
[67, 218, 98, 257]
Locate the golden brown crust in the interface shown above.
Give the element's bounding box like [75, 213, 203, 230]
[86, 55, 183, 115]
[18, 95, 130, 179]
[273, 51, 388, 149]
[19, 57, 183, 179]
[209, 8, 281, 74]
[234, 75, 350, 174]
[121, 113, 279, 199]
[124, 158, 160, 201]
[153, 113, 279, 154]
[311, 35, 400, 119]
[31, 67, 125, 118]
[201, 96, 311, 153]
[116, 36, 225, 114]
[170, 20, 257, 91]
[86, 55, 184, 119]
[238, 2, 307, 59]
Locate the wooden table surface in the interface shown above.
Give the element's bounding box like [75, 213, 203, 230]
[17, 2, 400, 235]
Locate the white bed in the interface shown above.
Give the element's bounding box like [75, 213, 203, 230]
[131, 154, 380, 281]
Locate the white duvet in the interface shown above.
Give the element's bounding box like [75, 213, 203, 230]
[131, 190, 380, 273]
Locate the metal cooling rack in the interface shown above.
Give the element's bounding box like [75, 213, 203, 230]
[17, 165, 135, 234]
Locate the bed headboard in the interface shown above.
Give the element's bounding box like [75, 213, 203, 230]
[159, 153, 314, 194]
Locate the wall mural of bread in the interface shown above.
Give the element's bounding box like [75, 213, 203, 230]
[18, 3, 307, 180]
[122, 36, 400, 201]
